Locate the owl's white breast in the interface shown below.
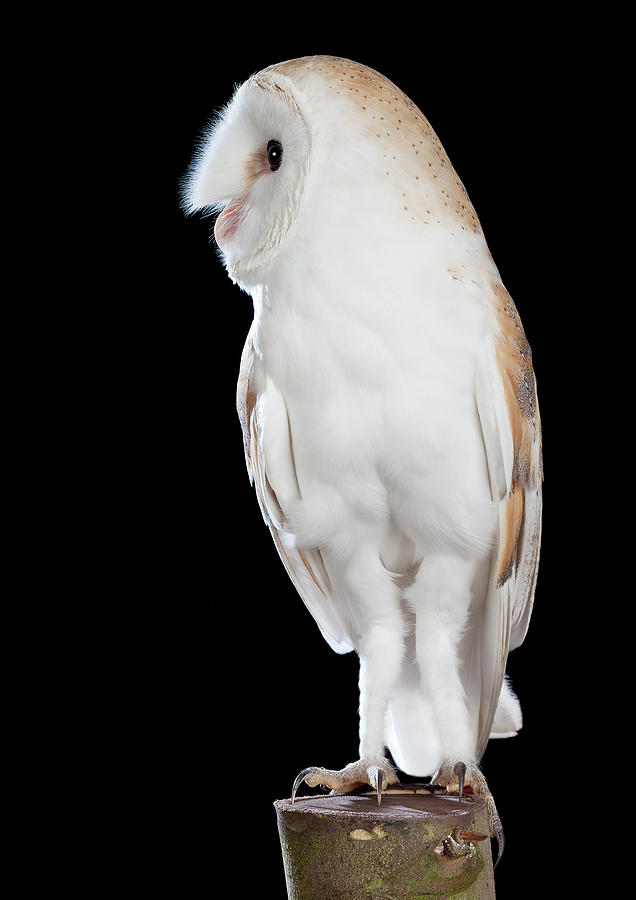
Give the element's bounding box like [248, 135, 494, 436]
[250, 196, 498, 564]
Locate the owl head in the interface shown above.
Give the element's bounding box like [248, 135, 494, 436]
[182, 67, 315, 284]
[183, 56, 482, 289]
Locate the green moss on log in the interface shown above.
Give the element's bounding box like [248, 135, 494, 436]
[275, 791, 496, 899]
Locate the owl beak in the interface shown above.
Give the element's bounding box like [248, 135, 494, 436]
[214, 197, 247, 248]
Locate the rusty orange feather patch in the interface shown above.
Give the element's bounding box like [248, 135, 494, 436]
[491, 282, 541, 585]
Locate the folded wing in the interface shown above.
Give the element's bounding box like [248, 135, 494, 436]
[474, 280, 542, 758]
[237, 324, 354, 655]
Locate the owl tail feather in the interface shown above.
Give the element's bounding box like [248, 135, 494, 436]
[489, 674, 523, 739]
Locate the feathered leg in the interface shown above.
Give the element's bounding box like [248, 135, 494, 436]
[407, 553, 503, 863]
[408, 555, 476, 760]
[293, 548, 404, 804]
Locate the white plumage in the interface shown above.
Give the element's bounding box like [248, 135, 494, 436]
[184, 56, 541, 849]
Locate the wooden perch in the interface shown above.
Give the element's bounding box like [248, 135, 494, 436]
[275, 785, 496, 898]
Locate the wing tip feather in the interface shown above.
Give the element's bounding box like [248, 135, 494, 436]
[495, 480, 525, 587]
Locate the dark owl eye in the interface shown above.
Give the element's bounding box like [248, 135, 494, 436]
[267, 139, 283, 172]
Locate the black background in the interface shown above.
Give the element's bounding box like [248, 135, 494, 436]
[136, 19, 596, 898]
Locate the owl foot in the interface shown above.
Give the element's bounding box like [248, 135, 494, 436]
[431, 759, 504, 868]
[291, 757, 398, 806]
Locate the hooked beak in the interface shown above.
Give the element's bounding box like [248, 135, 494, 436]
[214, 197, 248, 248]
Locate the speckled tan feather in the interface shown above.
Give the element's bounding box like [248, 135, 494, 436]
[259, 56, 482, 234]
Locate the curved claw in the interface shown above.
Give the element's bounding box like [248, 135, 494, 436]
[493, 821, 505, 868]
[372, 767, 385, 806]
[454, 761, 466, 803]
[291, 767, 317, 805]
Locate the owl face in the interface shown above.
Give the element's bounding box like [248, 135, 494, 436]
[185, 56, 489, 294]
[183, 72, 312, 282]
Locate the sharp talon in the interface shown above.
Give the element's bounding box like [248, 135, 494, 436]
[375, 768, 384, 806]
[454, 761, 466, 803]
[493, 822, 505, 868]
[291, 767, 315, 804]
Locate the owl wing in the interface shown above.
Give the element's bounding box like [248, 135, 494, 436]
[473, 281, 542, 758]
[237, 324, 354, 655]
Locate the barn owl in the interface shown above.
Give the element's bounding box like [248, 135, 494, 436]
[183, 55, 541, 864]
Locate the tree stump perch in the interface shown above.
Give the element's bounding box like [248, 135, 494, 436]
[275, 786, 496, 899]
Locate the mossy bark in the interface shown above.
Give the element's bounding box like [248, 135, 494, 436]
[275, 788, 495, 899]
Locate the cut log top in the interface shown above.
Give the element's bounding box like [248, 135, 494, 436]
[277, 789, 485, 820]
[275, 787, 496, 898]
